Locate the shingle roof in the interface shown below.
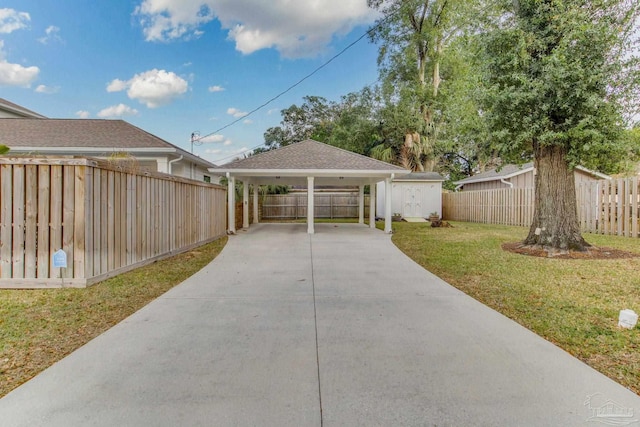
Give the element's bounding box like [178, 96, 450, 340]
[454, 162, 534, 185]
[218, 139, 407, 171]
[395, 172, 444, 181]
[0, 118, 216, 168]
[0, 118, 172, 148]
[0, 98, 46, 118]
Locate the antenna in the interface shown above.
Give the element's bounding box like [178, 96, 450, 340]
[190, 131, 201, 153]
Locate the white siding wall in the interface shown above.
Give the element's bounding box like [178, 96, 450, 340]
[377, 180, 443, 218]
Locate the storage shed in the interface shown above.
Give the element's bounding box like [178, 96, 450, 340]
[376, 172, 444, 220]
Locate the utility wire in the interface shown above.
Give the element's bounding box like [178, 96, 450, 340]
[204, 7, 400, 164]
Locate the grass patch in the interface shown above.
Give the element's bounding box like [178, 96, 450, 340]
[389, 222, 640, 395]
[0, 237, 227, 398]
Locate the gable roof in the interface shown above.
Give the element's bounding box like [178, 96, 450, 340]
[213, 139, 409, 186]
[217, 139, 407, 172]
[0, 98, 47, 119]
[454, 162, 534, 185]
[453, 162, 610, 186]
[0, 118, 215, 168]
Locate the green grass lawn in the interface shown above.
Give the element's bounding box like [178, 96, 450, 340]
[0, 237, 227, 398]
[388, 221, 640, 395]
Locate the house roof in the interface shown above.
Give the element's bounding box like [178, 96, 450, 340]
[0, 118, 215, 168]
[213, 139, 409, 186]
[0, 98, 47, 118]
[454, 162, 535, 185]
[394, 172, 444, 181]
[453, 161, 610, 186]
[217, 139, 408, 171]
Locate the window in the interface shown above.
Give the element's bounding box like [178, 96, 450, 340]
[203, 175, 211, 183]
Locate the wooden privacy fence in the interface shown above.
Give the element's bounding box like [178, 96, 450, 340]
[261, 193, 370, 219]
[0, 157, 227, 288]
[577, 177, 639, 237]
[442, 188, 534, 227]
[442, 177, 640, 238]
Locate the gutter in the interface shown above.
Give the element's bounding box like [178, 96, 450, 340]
[500, 178, 514, 188]
[168, 155, 183, 174]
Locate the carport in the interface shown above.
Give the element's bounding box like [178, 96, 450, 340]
[211, 140, 409, 234]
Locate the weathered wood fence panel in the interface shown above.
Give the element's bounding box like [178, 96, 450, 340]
[443, 177, 639, 238]
[0, 157, 226, 288]
[577, 177, 640, 237]
[442, 188, 535, 227]
[261, 193, 370, 219]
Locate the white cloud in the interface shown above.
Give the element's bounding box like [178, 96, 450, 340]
[134, 0, 214, 42]
[35, 84, 59, 94]
[223, 140, 232, 146]
[204, 148, 222, 154]
[106, 78, 127, 92]
[208, 85, 224, 92]
[243, 119, 253, 124]
[76, 110, 90, 118]
[0, 41, 39, 87]
[107, 69, 188, 108]
[97, 103, 139, 118]
[0, 8, 30, 34]
[134, 0, 379, 58]
[227, 107, 247, 118]
[199, 134, 224, 143]
[38, 26, 63, 44]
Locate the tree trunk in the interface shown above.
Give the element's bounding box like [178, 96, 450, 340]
[523, 144, 590, 252]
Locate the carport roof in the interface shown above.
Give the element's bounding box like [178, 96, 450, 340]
[210, 139, 408, 186]
[213, 139, 407, 171]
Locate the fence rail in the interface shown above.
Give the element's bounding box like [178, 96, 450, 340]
[0, 157, 227, 288]
[442, 177, 640, 238]
[261, 193, 370, 219]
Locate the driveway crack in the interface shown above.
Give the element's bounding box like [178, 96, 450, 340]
[309, 234, 323, 427]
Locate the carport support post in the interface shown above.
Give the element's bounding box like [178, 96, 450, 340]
[369, 183, 376, 228]
[242, 180, 249, 230]
[307, 176, 315, 234]
[252, 184, 259, 224]
[384, 176, 392, 233]
[358, 185, 364, 224]
[227, 173, 236, 234]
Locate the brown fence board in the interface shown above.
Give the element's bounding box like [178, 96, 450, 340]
[1, 165, 13, 278]
[37, 166, 50, 278]
[24, 165, 38, 278]
[62, 166, 75, 279]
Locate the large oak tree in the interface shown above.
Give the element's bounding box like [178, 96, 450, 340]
[482, 0, 639, 253]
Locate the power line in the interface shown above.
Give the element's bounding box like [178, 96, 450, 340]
[204, 8, 399, 164]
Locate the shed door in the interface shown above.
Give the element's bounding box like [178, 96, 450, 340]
[403, 186, 423, 217]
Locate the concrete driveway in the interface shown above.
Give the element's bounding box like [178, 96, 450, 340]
[1, 223, 639, 426]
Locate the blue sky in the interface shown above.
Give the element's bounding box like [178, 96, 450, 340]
[0, 0, 381, 164]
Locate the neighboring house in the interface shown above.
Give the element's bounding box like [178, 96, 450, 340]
[0, 117, 215, 182]
[0, 98, 47, 119]
[377, 172, 445, 219]
[453, 162, 610, 191]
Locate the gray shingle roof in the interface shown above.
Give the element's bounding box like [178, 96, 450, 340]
[219, 139, 407, 171]
[0, 118, 216, 168]
[395, 172, 444, 181]
[454, 162, 534, 185]
[0, 118, 172, 148]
